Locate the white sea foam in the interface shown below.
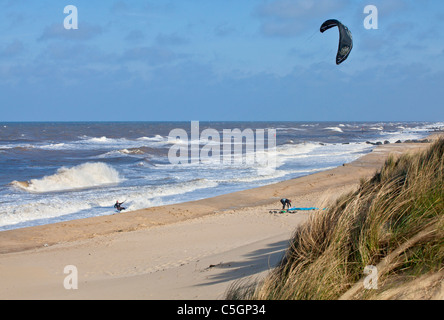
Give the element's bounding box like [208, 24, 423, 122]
[123, 178, 219, 212]
[410, 122, 444, 132]
[324, 127, 344, 133]
[88, 136, 112, 143]
[377, 128, 434, 144]
[34, 135, 167, 151]
[0, 177, 219, 230]
[137, 135, 164, 141]
[40, 143, 67, 149]
[215, 166, 336, 185]
[80, 136, 141, 145]
[97, 147, 153, 158]
[276, 142, 319, 156]
[11, 162, 122, 193]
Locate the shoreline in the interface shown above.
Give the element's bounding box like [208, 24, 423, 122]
[0, 135, 440, 299]
[0, 138, 437, 255]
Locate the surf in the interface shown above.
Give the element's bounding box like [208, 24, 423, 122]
[11, 162, 122, 193]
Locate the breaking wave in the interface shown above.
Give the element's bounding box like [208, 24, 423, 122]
[11, 162, 122, 193]
[324, 127, 344, 133]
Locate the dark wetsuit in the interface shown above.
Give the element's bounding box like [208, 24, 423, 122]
[114, 202, 125, 211]
[280, 198, 291, 210]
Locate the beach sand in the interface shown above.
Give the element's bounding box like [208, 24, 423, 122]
[0, 140, 437, 300]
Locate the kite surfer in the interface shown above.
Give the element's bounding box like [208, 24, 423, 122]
[114, 200, 126, 212]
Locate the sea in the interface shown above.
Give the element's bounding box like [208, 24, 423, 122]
[0, 121, 442, 231]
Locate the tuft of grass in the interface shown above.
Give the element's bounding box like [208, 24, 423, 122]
[227, 139, 444, 300]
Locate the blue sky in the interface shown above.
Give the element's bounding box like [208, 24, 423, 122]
[0, 0, 443, 121]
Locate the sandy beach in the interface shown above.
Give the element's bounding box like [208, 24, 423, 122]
[0, 140, 437, 300]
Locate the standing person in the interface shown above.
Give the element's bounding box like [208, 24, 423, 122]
[280, 198, 292, 210]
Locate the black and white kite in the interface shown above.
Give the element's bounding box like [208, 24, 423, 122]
[320, 19, 353, 65]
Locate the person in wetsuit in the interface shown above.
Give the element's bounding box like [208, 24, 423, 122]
[280, 198, 292, 210]
[114, 200, 125, 212]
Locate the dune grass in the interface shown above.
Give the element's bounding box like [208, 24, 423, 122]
[226, 139, 444, 300]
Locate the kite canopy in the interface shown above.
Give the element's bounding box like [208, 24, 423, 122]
[320, 19, 353, 65]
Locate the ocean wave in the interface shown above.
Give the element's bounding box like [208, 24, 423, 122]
[211, 165, 338, 185]
[0, 145, 35, 151]
[214, 169, 289, 184]
[324, 127, 344, 133]
[409, 122, 444, 132]
[152, 142, 322, 169]
[124, 178, 219, 211]
[165, 137, 202, 146]
[32, 135, 169, 151]
[40, 143, 67, 150]
[276, 142, 320, 156]
[96, 146, 167, 159]
[82, 136, 128, 144]
[0, 177, 221, 230]
[276, 127, 306, 132]
[0, 198, 95, 230]
[301, 124, 319, 127]
[137, 135, 164, 142]
[377, 127, 437, 143]
[11, 162, 122, 193]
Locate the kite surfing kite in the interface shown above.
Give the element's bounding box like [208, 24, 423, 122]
[320, 19, 353, 65]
